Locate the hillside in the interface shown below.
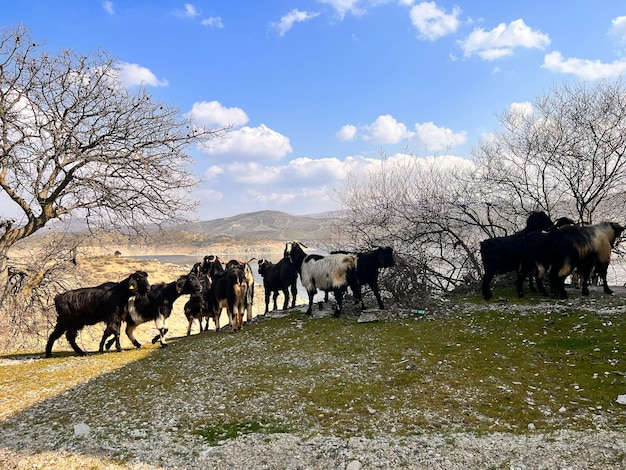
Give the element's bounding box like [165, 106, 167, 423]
[11, 210, 340, 258]
[178, 210, 339, 242]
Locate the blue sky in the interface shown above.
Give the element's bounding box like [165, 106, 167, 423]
[4, 1, 626, 220]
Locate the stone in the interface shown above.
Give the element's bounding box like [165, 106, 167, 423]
[73, 422, 90, 437]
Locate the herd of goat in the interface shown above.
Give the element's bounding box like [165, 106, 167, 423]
[44, 242, 396, 357]
[44, 213, 625, 358]
[480, 212, 624, 301]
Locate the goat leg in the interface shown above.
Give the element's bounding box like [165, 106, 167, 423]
[66, 330, 86, 356]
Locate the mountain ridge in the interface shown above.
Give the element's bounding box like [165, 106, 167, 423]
[178, 209, 339, 242]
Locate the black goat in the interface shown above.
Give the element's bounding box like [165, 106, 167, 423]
[207, 267, 248, 332]
[480, 211, 553, 300]
[101, 273, 203, 349]
[226, 258, 255, 324]
[257, 257, 298, 313]
[184, 271, 212, 335]
[45, 271, 150, 357]
[548, 222, 624, 299]
[200, 255, 225, 278]
[184, 289, 206, 335]
[333, 246, 395, 310]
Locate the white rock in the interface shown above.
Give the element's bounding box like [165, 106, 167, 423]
[73, 422, 90, 437]
[528, 423, 536, 431]
[616, 394, 626, 405]
[347, 461, 362, 470]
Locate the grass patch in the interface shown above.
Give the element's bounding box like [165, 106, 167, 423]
[193, 420, 291, 446]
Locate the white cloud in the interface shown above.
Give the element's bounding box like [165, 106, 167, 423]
[175, 3, 199, 18]
[542, 51, 626, 80]
[273, 9, 320, 36]
[609, 16, 626, 41]
[188, 101, 291, 161]
[116, 62, 168, 87]
[509, 101, 533, 117]
[196, 187, 223, 203]
[195, 151, 475, 219]
[409, 1, 461, 41]
[201, 16, 224, 28]
[317, 0, 365, 20]
[362, 114, 412, 144]
[206, 155, 381, 187]
[102, 1, 114, 15]
[199, 125, 292, 161]
[187, 101, 249, 127]
[460, 19, 550, 60]
[412, 121, 467, 151]
[341, 114, 466, 150]
[336, 124, 357, 141]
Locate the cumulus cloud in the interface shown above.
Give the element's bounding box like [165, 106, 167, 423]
[509, 101, 533, 117]
[412, 122, 467, 151]
[206, 155, 383, 192]
[341, 114, 466, 151]
[202, 16, 224, 28]
[102, 1, 114, 15]
[362, 114, 412, 144]
[116, 62, 168, 87]
[196, 151, 474, 218]
[188, 101, 291, 161]
[187, 101, 249, 127]
[273, 9, 320, 36]
[200, 125, 292, 161]
[542, 51, 626, 80]
[409, 1, 461, 41]
[336, 124, 357, 141]
[460, 19, 550, 60]
[609, 16, 626, 42]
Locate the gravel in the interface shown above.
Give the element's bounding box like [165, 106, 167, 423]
[0, 427, 624, 469]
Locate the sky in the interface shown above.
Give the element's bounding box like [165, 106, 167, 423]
[3, 1, 626, 221]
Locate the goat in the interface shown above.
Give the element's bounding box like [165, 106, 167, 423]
[225, 258, 255, 323]
[284, 241, 358, 317]
[184, 289, 205, 336]
[480, 211, 553, 300]
[548, 221, 624, 299]
[207, 266, 248, 332]
[200, 255, 225, 278]
[45, 271, 150, 357]
[257, 257, 298, 313]
[332, 246, 395, 310]
[102, 273, 203, 350]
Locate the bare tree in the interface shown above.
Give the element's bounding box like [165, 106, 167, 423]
[473, 79, 626, 224]
[0, 25, 227, 294]
[334, 152, 489, 300]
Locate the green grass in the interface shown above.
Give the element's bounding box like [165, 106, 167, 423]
[1, 288, 626, 452]
[193, 420, 291, 446]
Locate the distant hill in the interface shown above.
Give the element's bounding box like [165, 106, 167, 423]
[178, 210, 339, 243]
[13, 210, 342, 257]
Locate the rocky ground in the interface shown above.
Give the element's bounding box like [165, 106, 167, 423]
[0, 293, 625, 469]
